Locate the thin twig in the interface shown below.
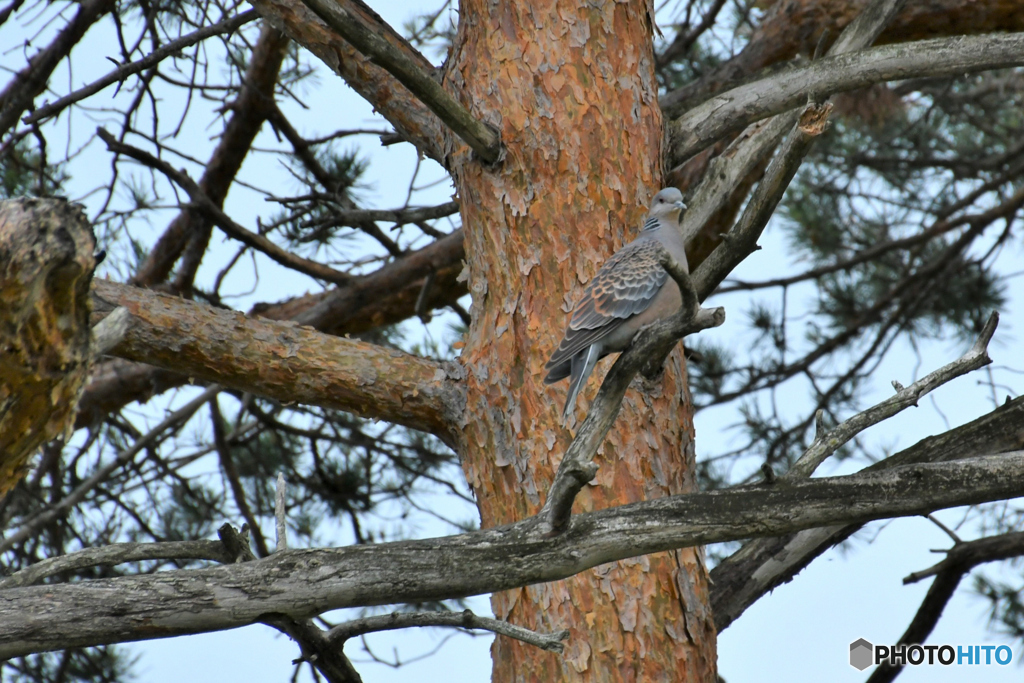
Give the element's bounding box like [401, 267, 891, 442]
[97, 129, 354, 285]
[23, 10, 259, 125]
[327, 609, 569, 653]
[925, 513, 962, 545]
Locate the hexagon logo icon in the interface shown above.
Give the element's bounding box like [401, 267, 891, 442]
[850, 638, 874, 671]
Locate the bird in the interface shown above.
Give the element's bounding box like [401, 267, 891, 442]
[544, 187, 689, 423]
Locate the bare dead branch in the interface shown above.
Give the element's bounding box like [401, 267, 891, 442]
[668, 32, 1024, 164]
[3, 452, 1024, 656]
[787, 312, 997, 478]
[326, 609, 569, 654]
[0, 541, 232, 589]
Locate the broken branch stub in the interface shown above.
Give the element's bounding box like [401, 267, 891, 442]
[0, 198, 96, 493]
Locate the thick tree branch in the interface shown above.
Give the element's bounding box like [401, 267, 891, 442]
[709, 394, 1024, 632]
[326, 609, 569, 654]
[75, 229, 467, 430]
[249, 0, 446, 162]
[91, 279, 464, 444]
[539, 254, 725, 534]
[668, 32, 1024, 164]
[2, 452, 1024, 656]
[297, 0, 500, 163]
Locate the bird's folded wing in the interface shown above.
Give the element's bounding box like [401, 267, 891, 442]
[545, 239, 667, 370]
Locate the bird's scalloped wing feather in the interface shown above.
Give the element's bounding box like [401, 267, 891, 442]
[545, 238, 666, 371]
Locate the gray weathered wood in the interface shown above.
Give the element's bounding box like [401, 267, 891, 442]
[2, 452, 1024, 657]
[668, 32, 1024, 164]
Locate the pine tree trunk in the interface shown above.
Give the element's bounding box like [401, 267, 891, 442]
[446, 2, 717, 680]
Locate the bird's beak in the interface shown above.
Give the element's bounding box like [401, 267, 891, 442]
[675, 200, 687, 211]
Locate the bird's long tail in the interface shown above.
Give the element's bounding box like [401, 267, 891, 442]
[563, 344, 600, 424]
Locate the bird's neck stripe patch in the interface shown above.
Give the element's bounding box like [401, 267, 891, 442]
[642, 217, 660, 232]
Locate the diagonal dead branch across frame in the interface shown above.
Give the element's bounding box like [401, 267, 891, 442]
[537, 250, 725, 536]
[786, 311, 998, 478]
[3, 452, 1024, 656]
[298, 0, 500, 163]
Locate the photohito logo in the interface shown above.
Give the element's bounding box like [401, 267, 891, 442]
[849, 638, 1013, 671]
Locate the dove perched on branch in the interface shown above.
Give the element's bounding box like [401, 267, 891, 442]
[544, 187, 689, 422]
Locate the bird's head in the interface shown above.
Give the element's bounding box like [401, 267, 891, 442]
[649, 187, 687, 222]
